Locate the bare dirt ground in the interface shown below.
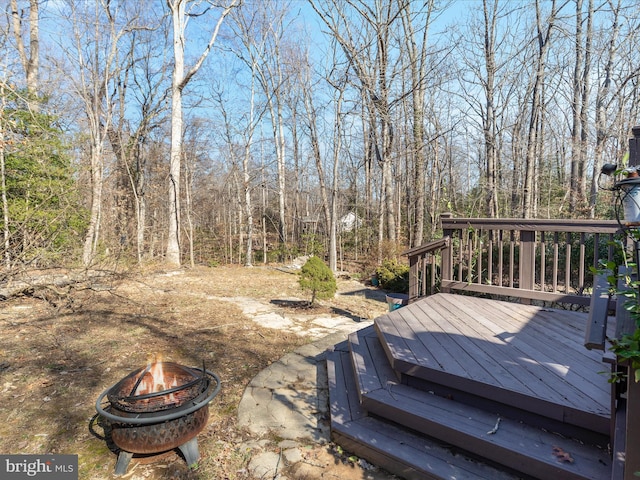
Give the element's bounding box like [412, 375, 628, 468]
[0, 265, 393, 479]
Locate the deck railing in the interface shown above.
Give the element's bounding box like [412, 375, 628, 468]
[405, 237, 448, 301]
[407, 214, 623, 306]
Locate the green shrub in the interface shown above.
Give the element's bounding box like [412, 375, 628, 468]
[376, 259, 409, 293]
[299, 256, 337, 305]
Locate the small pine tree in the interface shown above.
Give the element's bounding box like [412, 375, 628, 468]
[298, 256, 337, 306]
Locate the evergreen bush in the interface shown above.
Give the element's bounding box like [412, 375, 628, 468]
[299, 256, 337, 305]
[2, 91, 87, 266]
[376, 259, 409, 293]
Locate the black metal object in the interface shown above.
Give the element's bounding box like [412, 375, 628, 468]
[629, 125, 640, 168]
[105, 362, 211, 414]
[95, 362, 220, 476]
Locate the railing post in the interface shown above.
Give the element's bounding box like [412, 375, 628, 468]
[626, 370, 640, 479]
[623, 125, 640, 479]
[519, 230, 536, 291]
[440, 212, 453, 293]
[408, 253, 419, 302]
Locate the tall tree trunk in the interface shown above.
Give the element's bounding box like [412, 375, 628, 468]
[166, 0, 237, 266]
[82, 142, 104, 265]
[0, 85, 10, 268]
[183, 144, 195, 267]
[579, 0, 594, 213]
[482, 0, 500, 218]
[523, 0, 559, 218]
[401, 0, 434, 246]
[329, 89, 344, 273]
[569, 0, 584, 214]
[590, 0, 621, 217]
[77, 1, 121, 266]
[364, 106, 373, 252]
[303, 88, 331, 263]
[166, 0, 186, 266]
[243, 70, 258, 267]
[276, 97, 287, 249]
[510, 108, 526, 216]
[10, 0, 39, 107]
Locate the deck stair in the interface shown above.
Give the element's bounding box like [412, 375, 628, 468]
[327, 293, 615, 480]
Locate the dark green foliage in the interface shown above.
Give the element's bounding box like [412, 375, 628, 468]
[376, 259, 409, 293]
[1, 90, 87, 265]
[299, 256, 337, 305]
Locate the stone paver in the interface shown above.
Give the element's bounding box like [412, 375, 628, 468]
[235, 289, 395, 479]
[238, 330, 358, 443]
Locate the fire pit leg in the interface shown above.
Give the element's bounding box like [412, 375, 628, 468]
[114, 450, 133, 476]
[178, 437, 200, 468]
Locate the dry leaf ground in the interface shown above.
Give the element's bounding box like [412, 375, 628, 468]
[0, 265, 394, 480]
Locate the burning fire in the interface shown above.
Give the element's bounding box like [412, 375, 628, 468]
[135, 360, 178, 396]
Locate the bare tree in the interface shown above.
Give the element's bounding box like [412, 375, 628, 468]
[9, 0, 39, 104]
[310, 0, 402, 258]
[165, 0, 238, 267]
[52, 1, 135, 266]
[480, 0, 500, 219]
[0, 82, 11, 268]
[399, 0, 436, 246]
[107, 19, 170, 263]
[300, 41, 347, 272]
[455, 0, 526, 218]
[228, 2, 296, 258]
[523, 0, 562, 218]
[215, 64, 264, 267]
[569, 0, 593, 215]
[589, 0, 630, 216]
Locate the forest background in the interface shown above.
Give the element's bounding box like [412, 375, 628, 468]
[3, 0, 640, 277]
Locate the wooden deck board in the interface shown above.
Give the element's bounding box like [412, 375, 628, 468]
[411, 297, 552, 397]
[380, 309, 439, 369]
[363, 329, 400, 384]
[402, 297, 577, 405]
[481, 296, 616, 361]
[398, 304, 505, 382]
[376, 293, 611, 433]
[347, 331, 381, 395]
[481, 299, 600, 357]
[474, 303, 611, 401]
[458, 295, 611, 405]
[327, 350, 367, 424]
[432, 294, 610, 408]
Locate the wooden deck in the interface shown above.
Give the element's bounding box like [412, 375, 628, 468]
[327, 293, 616, 480]
[377, 293, 612, 433]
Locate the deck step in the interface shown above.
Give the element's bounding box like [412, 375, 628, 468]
[342, 325, 612, 480]
[327, 348, 523, 480]
[352, 324, 609, 444]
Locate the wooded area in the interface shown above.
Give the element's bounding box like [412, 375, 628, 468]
[2, 0, 640, 275]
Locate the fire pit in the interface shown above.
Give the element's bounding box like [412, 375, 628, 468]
[95, 361, 220, 475]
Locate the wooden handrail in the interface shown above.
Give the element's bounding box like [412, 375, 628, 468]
[407, 215, 623, 306]
[440, 216, 620, 233]
[403, 237, 449, 302]
[403, 237, 449, 258]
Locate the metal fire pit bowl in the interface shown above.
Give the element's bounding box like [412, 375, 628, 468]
[95, 362, 220, 476]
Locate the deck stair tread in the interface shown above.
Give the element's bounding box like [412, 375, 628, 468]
[346, 325, 611, 480]
[327, 349, 524, 480]
[373, 293, 611, 434]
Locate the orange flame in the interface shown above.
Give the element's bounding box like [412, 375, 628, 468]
[134, 358, 178, 397]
